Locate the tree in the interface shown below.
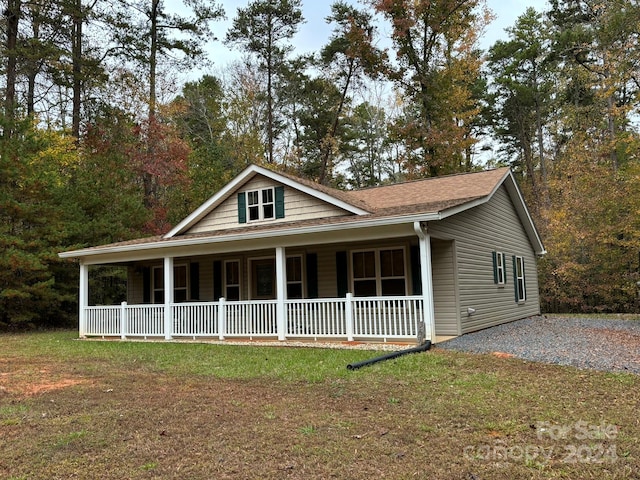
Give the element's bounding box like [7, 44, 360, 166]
[0, 117, 78, 327]
[3, 0, 21, 133]
[225, 0, 304, 165]
[371, 0, 489, 177]
[315, 0, 387, 184]
[548, 0, 640, 171]
[486, 7, 554, 209]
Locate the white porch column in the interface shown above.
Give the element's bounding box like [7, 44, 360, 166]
[79, 261, 89, 338]
[275, 246, 287, 340]
[164, 256, 174, 340]
[414, 222, 436, 343]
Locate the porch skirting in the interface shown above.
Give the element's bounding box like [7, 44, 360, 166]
[82, 294, 427, 343]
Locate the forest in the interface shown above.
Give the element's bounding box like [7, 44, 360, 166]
[1, 0, 640, 328]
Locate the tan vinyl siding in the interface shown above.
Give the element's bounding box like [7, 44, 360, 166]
[429, 185, 540, 334]
[187, 176, 351, 234]
[431, 239, 460, 336]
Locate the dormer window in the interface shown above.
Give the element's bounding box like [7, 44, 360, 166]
[248, 188, 274, 221]
[238, 185, 285, 224]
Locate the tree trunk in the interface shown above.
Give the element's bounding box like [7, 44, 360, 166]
[4, 0, 21, 136]
[71, 0, 83, 139]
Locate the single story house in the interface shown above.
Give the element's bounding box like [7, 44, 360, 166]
[59, 164, 545, 344]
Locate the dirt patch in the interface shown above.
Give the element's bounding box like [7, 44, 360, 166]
[0, 360, 86, 397]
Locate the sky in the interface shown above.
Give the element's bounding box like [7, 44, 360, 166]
[195, 0, 551, 68]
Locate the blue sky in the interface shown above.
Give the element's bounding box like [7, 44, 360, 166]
[197, 0, 550, 67]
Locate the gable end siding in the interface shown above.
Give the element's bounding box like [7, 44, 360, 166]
[187, 176, 352, 234]
[429, 185, 540, 334]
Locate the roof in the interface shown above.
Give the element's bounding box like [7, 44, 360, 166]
[59, 166, 545, 260]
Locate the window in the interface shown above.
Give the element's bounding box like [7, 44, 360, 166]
[247, 188, 274, 221]
[514, 255, 526, 303]
[225, 260, 240, 301]
[492, 251, 506, 285]
[287, 256, 303, 299]
[352, 248, 406, 297]
[174, 265, 187, 303]
[152, 264, 188, 303]
[152, 266, 164, 303]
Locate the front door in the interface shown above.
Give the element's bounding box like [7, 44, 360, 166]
[251, 258, 276, 300]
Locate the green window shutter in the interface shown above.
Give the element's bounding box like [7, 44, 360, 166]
[238, 192, 247, 224]
[336, 251, 348, 297]
[142, 266, 151, 304]
[492, 251, 498, 284]
[275, 186, 285, 219]
[306, 253, 318, 299]
[213, 261, 222, 301]
[410, 245, 422, 295]
[512, 255, 518, 302]
[190, 262, 200, 300]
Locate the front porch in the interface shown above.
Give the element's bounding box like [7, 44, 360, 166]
[82, 295, 426, 343]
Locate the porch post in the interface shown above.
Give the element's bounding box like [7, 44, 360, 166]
[164, 256, 174, 340]
[414, 222, 436, 343]
[78, 261, 88, 338]
[275, 246, 287, 340]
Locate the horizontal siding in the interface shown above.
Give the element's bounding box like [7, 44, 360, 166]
[431, 239, 460, 336]
[188, 176, 351, 234]
[429, 185, 540, 334]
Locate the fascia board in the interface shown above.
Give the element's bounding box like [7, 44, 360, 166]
[164, 165, 259, 238]
[438, 169, 546, 256]
[165, 164, 370, 238]
[252, 165, 370, 216]
[59, 212, 441, 261]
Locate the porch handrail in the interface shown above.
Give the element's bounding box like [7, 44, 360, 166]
[83, 294, 425, 342]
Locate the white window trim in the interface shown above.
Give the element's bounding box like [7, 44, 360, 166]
[286, 255, 304, 299]
[224, 260, 241, 301]
[350, 246, 408, 297]
[496, 251, 506, 286]
[515, 255, 526, 303]
[246, 187, 275, 222]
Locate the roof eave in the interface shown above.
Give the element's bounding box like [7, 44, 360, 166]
[59, 212, 442, 260]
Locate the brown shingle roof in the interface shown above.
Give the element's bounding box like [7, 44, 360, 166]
[346, 168, 509, 214]
[60, 167, 516, 257]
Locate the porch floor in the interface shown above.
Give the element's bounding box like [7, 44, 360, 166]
[78, 335, 452, 350]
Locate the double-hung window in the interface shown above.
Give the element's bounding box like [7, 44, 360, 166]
[286, 256, 303, 299]
[352, 248, 406, 297]
[225, 260, 240, 301]
[514, 255, 526, 303]
[492, 251, 506, 286]
[247, 188, 274, 221]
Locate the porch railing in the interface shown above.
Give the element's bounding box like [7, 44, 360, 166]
[82, 294, 425, 342]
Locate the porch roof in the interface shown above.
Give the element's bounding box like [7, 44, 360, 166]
[59, 166, 545, 262]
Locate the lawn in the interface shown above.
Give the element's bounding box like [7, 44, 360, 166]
[1, 331, 638, 479]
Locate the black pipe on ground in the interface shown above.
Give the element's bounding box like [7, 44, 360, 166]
[346, 341, 432, 370]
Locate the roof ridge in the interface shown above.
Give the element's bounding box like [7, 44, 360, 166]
[349, 167, 510, 193]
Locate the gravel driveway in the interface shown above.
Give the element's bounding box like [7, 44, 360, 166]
[438, 316, 640, 374]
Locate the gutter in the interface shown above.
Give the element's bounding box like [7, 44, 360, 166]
[59, 212, 442, 259]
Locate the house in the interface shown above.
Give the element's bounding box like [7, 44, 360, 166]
[59, 164, 545, 344]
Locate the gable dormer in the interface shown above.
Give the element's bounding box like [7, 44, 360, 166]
[165, 165, 371, 238]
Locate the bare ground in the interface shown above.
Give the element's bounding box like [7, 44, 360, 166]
[1, 336, 639, 479]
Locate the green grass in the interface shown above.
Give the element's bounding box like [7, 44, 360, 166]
[1, 330, 639, 479]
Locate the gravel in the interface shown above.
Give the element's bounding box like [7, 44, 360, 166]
[438, 315, 640, 374]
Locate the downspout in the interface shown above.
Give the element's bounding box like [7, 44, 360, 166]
[413, 221, 436, 344]
[346, 341, 431, 370]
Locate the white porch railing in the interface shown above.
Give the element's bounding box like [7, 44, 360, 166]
[83, 295, 425, 342]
